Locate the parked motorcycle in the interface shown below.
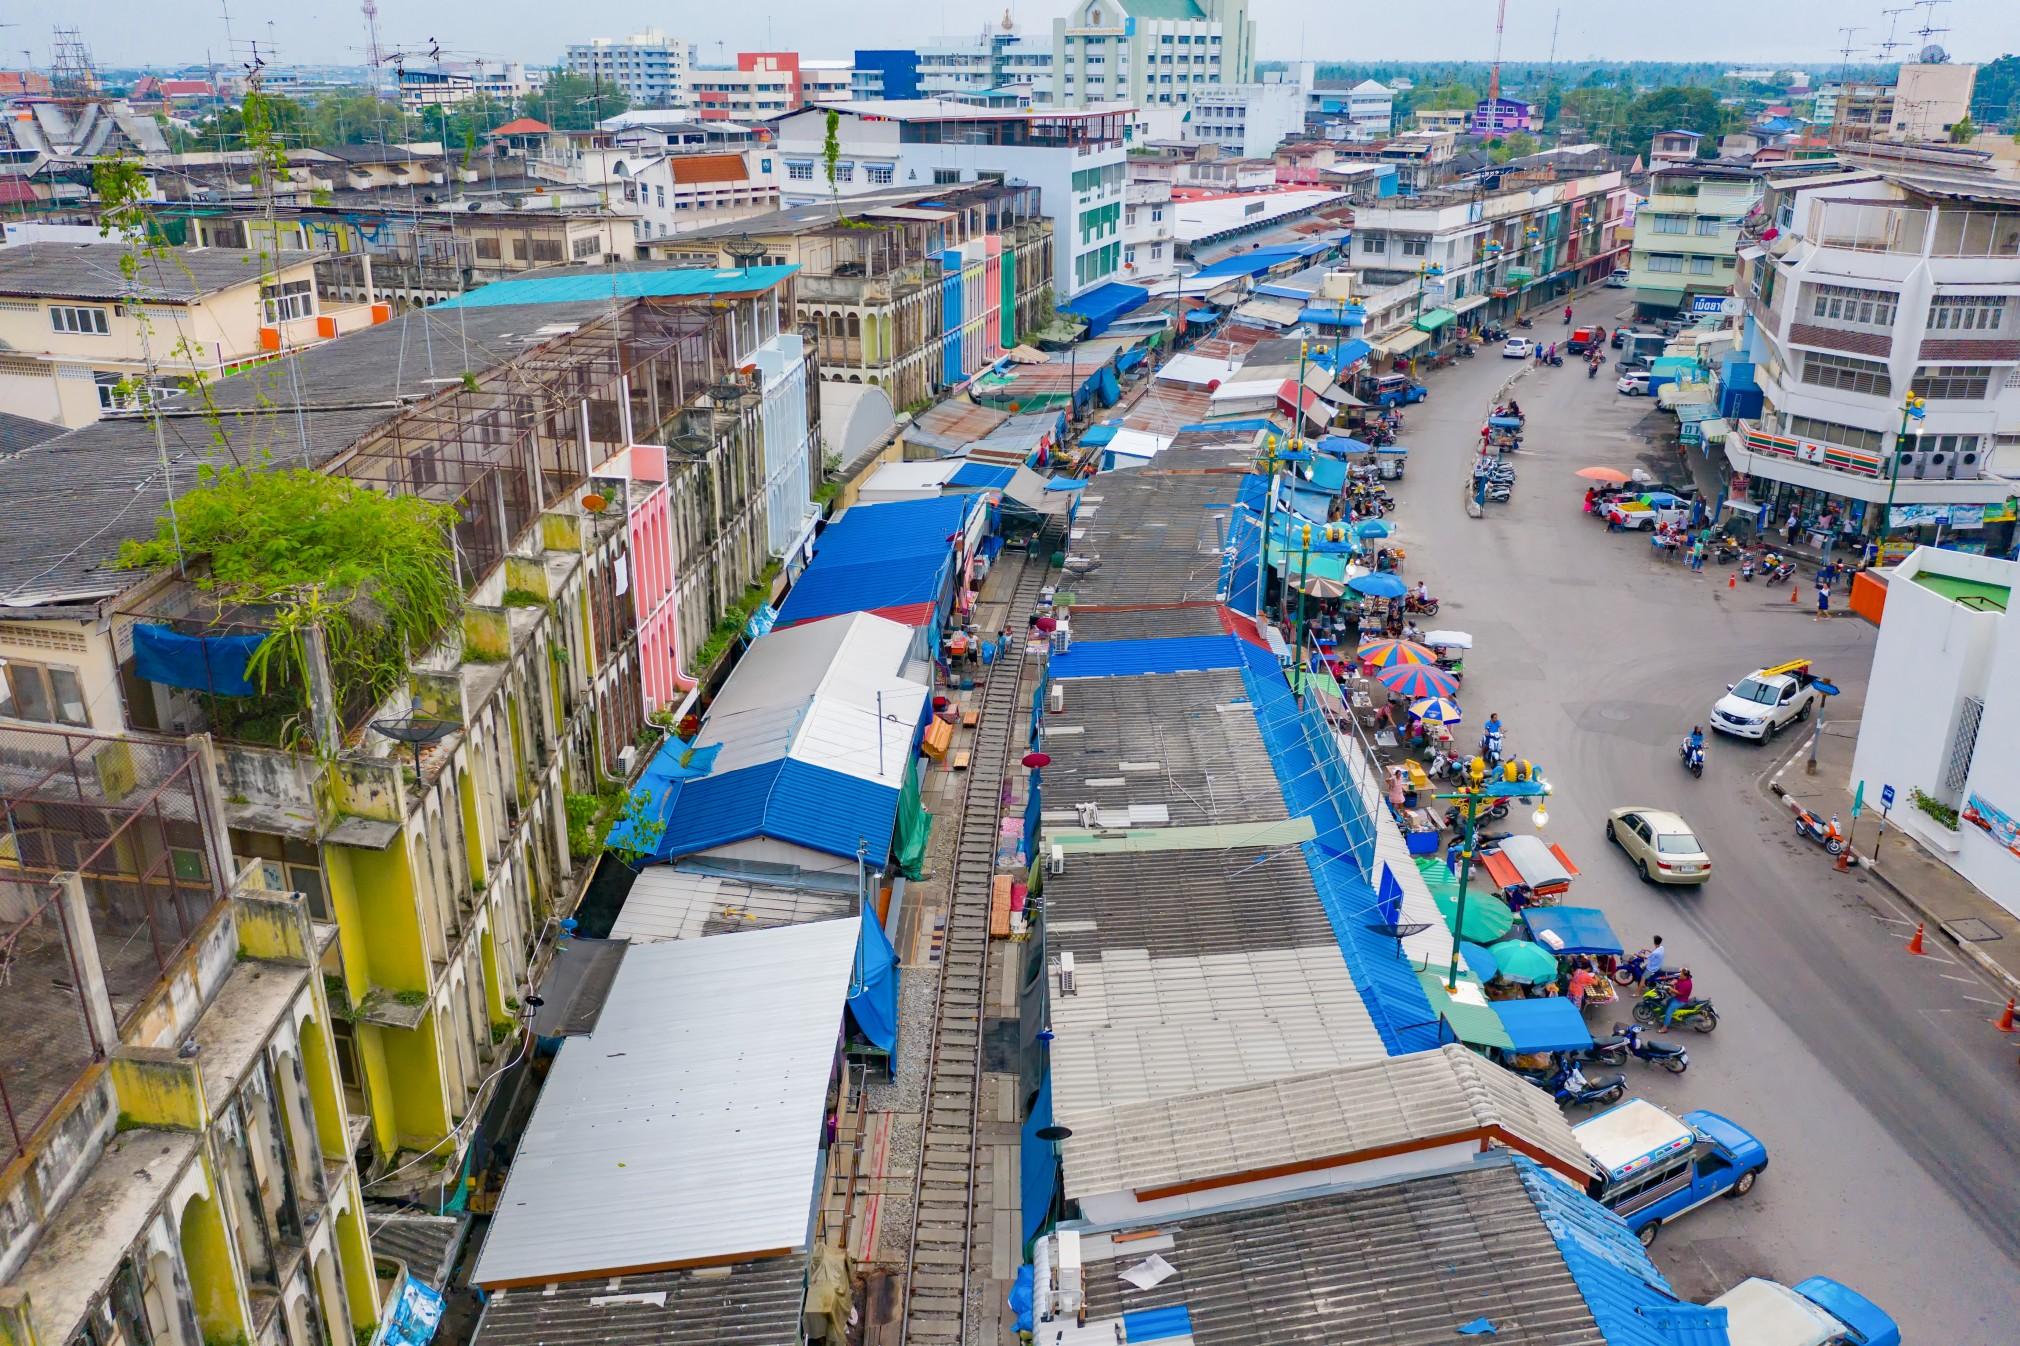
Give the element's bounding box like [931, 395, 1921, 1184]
[1427, 747, 1466, 781]
[1515, 315, 1534, 329]
[1792, 804, 1847, 856]
[1680, 740, 1705, 777]
[1444, 800, 1511, 831]
[1456, 340, 1476, 359]
[1765, 560, 1796, 584]
[1613, 1022, 1691, 1073]
[1633, 986, 1719, 1033]
[1547, 1062, 1628, 1108]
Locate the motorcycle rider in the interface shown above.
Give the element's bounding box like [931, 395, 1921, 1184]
[1683, 725, 1705, 767]
[1659, 968, 1696, 1031]
[1641, 935, 1666, 986]
[1413, 579, 1431, 609]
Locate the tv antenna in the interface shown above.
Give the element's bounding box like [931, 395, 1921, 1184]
[1834, 26, 1865, 84]
[1911, 0, 1950, 47]
[1874, 6, 1916, 60]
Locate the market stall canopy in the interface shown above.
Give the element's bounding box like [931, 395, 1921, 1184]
[1521, 905, 1624, 956]
[1492, 997, 1595, 1054]
[1486, 938, 1560, 985]
[1415, 307, 1458, 333]
[1416, 970, 1515, 1049]
[1415, 857, 1515, 943]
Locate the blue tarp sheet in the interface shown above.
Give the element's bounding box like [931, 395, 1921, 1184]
[381, 1275, 446, 1346]
[848, 909, 900, 1053]
[950, 462, 1016, 490]
[1080, 423, 1120, 447]
[1492, 997, 1594, 1053]
[1019, 1072, 1057, 1248]
[1180, 416, 1274, 433]
[1303, 845, 1443, 1055]
[1220, 473, 1269, 615]
[1305, 455, 1348, 492]
[1050, 634, 1242, 680]
[1300, 304, 1368, 328]
[1123, 1307, 1195, 1342]
[1117, 347, 1149, 374]
[1060, 281, 1149, 336]
[1522, 905, 1624, 955]
[1096, 366, 1122, 407]
[1045, 477, 1087, 491]
[1286, 485, 1337, 523]
[606, 736, 722, 854]
[1185, 309, 1218, 325]
[132, 624, 266, 697]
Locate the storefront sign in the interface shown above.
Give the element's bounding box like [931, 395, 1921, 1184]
[1964, 793, 2020, 863]
[1739, 426, 1883, 478]
[1890, 503, 1987, 530]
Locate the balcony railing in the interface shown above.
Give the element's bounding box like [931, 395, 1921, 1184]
[1804, 199, 2020, 258]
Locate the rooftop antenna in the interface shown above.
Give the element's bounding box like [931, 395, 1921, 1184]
[361, 0, 383, 87]
[1834, 26, 1865, 85]
[1546, 7, 1560, 67]
[1874, 6, 1916, 60]
[1911, 0, 1950, 48]
[1485, 0, 1510, 127]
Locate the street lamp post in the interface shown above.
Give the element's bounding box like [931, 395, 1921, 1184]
[1876, 392, 1927, 563]
[1435, 775, 1552, 990]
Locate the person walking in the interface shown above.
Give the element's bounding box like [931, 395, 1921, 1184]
[1784, 507, 1800, 545]
[1815, 579, 1831, 622]
[1690, 538, 1706, 572]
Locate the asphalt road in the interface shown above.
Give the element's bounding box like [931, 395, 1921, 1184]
[1391, 311, 2020, 1341]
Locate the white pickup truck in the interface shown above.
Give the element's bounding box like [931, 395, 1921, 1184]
[1710, 1276, 1900, 1346]
[1711, 659, 1828, 741]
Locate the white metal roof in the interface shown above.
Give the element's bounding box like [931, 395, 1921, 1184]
[859, 458, 962, 501]
[611, 867, 852, 942]
[701, 612, 930, 786]
[1157, 352, 1244, 387]
[1573, 1099, 1694, 1180]
[471, 919, 859, 1287]
[1103, 428, 1172, 464]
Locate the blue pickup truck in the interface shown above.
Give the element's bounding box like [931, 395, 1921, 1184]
[1711, 1276, 1901, 1346]
[1573, 1099, 1768, 1246]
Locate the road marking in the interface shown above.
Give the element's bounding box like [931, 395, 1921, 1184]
[1941, 974, 1978, 984]
[1960, 995, 2004, 1007]
[1869, 914, 1914, 926]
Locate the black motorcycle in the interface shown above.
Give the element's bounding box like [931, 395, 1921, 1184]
[1616, 1023, 1690, 1073]
[1680, 740, 1704, 778]
[1547, 1063, 1628, 1108]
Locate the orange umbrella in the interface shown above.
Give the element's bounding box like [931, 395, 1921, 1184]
[1576, 466, 1631, 483]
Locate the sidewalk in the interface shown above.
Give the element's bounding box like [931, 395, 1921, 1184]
[1765, 717, 2020, 1000]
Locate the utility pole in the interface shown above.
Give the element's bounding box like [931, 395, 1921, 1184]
[1485, 0, 1510, 133]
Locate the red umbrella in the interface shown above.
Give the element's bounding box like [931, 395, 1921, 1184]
[1023, 752, 1052, 769]
[1035, 615, 1059, 632]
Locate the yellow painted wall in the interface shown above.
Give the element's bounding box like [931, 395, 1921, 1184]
[371, 1013, 451, 1151]
[178, 1180, 253, 1346]
[297, 1016, 349, 1161]
[478, 926, 509, 1026]
[326, 842, 426, 995]
[110, 1051, 207, 1132]
[333, 1197, 379, 1328]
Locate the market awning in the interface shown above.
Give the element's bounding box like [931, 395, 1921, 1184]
[1451, 294, 1490, 314]
[1521, 906, 1624, 956]
[1059, 281, 1149, 337]
[1414, 307, 1458, 333]
[1700, 417, 1732, 442]
[1417, 971, 1515, 1050]
[1385, 328, 1433, 357]
[1492, 997, 1594, 1054]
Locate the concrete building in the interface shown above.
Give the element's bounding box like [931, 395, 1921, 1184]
[0, 265, 817, 1193]
[1726, 169, 2020, 549]
[768, 100, 1130, 300]
[1187, 70, 1311, 158]
[900, 26, 1056, 103]
[1051, 0, 1256, 110]
[1850, 549, 2020, 915]
[1320, 129, 1459, 194]
[1123, 176, 1177, 280]
[656, 183, 1054, 410]
[1414, 107, 1472, 134]
[1650, 128, 1704, 164]
[1308, 78, 1394, 141]
[1348, 164, 1631, 343]
[689, 53, 855, 123]
[1627, 161, 1761, 317]
[396, 61, 541, 112]
[0, 242, 387, 428]
[565, 28, 695, 108]
[1816, 63, 1978, 145]
[0, 724, 383, 1346]
[609, 151, 780, 245]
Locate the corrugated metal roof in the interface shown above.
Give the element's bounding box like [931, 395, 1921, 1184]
[816, 493, 974, 564]
[1060, 1045, 1595, 1201]
[1066, 606, 1226, 642]
[774, 559, 946, 628]
[656, 758, 902, 868]
[1049, 634, 1243, 680]
[949, 461, 1015, 489]
[1074, 1163, 1676, 1345]
[860, 459, 963, 499]
[474, 1254, 807, 1346]
[903, 398, 1011, 456]
[1057, 472, 1242, 609]
[612, 868, 851, 942]
[471, 920, 859, 1287]
[438, 265, 799, 308]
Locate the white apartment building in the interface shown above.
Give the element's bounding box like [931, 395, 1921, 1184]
[1123, 177, 1176, 280]
[1628, 162, 1762, 316]
[566, 29, 695, 107]
[1726, 170, 2020, 545]
[1816, 63, 1978, 145]
[1851, 548, 2020, 916]
[396, 61, 541, 111]
[769, 100, 1132, 299]
[1051, 0, 1255, 110]
[1188, 70, 1310, 158]
[612, 152, 782, 246]
[1308, 79, 1394, 141]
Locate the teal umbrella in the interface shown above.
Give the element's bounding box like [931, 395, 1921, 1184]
[1491, 938, 1563, 985]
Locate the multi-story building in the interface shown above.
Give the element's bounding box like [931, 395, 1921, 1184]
[1123, 176, 1176, 280]
[0, 242, 387, 428]
[610, 151, 781, 244]
[689, 53, 854, 122]
[852, 50, 920, 100]
[565, 28, 695, 108]
[879, 25, 1056, 104]
[1187, 70, 1311, 158]
[0, 265, 816, 1193]
[1471, 96, 1534, 136]
[1307, 78, 1394, 140]
[1320, 129, 1458, 195]
[656, 182, 1054, 410]
[768, 100, 1130, 300]
[1349, 164, 1631, 341]
[397, 61, 541, 112]
[1725, 169, 2020, 548]
[1414, 107, 1472, 134]
[1051, 0, 1255, 109]
[1627, 162, 1762, 317]
[1815, 62, 1978, 145]
[0, 724, 385, 1346]
[1649, 128, 1704, 164]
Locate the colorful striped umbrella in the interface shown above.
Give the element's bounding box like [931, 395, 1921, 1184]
[1409, 696, 1463, 724]
[1355, 637, 1435, 668]
[1374, 663, 1461, 699]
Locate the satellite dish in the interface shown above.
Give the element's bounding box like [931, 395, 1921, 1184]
[1919, 44, 1948, 64]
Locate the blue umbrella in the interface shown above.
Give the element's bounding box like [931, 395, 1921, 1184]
[1459, 940, 1500, 980]
[1354, 519, 1394, 539]
[1349, 571, 1408, 598]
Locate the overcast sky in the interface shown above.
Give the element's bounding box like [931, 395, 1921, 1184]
[42, 0, 2013, 73]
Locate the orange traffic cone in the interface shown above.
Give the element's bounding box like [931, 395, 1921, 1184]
[1791, 584, 1800, 603]
[1728, 573, 1737, 589]
[1994, 998, 2017, 1033]
[1906, 922, 1927, 955]
[1834, 848, 1851, 872]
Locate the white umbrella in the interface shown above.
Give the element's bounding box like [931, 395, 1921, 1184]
[1423, 629, 1473, 649]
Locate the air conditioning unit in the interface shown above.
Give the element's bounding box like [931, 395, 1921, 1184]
[617, 744, 638, 776]
[1921, 449, 1952, 479]
[1049, 683, 1065, 713]
[1049, 843, 1065, 876]
[1057, 950, 1076, 994]
[1074, 801, 1099, 828]
[1950, 449, 1981, 479]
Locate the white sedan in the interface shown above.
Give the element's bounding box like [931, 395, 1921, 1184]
[1503, 337, 1534, 359]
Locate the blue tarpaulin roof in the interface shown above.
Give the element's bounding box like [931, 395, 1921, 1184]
[1286, 485, 1336, 522]
[1522, 905, 1624, 955]
[1300, 305, 1368, 329]
[1305, 455, 1348, 492]
[1050, 634, 1243, 680]
[777, 495, 972, 627]
[1060, 281, 1149, 336]
[132, 624, 266, 697]
[1190, 241, 1329, 280]
[949, 462, 1015, 489]
[1018, 1071, 1057, 1250]
[605, 736, 722, 853]
[848, 910, 899, 1053]
[654, 758, 900, 868]
[1303, 847, 1444, 1055]
[1081, 423, 1120, 447]
[1513, 1158, 1730, 1346]
[437, 265, 800, 307]
[1492, 997, 1594, 1053]
[1122, 1307, 1195, 1342]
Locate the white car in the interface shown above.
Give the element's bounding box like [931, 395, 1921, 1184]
[1503, 337, 1534, 359]
[1616, 370, 1651, 396]
[1605, 268, 1631, 288]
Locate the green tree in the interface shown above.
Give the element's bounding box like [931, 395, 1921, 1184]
[822, 108, 842, 214]
[527, 70, 631, 131]
[1948, 113, 1976, 144]
[1968, 54, 2018, 132]
[1489, 131, 1539, 163]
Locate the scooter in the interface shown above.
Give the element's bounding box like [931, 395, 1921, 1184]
[1444, 800, 1511, 831]
[1479, 729, 1504, 767]
[1403, 593, 1440, 616]
[1680, 740, 1704, 777]
[1426, 747, 1465, 780]
[1633, 987, 1719, 1033]
[1765, 560, 1796, 584]
[1792, 804, 1847, 856]
[1587, 360, 1599, 379]
[1546, 1062, 1628, 1108]
[1610, 948, 1659, 986]
[1456, 340, 1476, 358]
[1484, 484, 1513, 503]
[1613, 1022, 1690, 1073]
[1740, 556, 1757, 581]
[1515, 315, 1534, 329]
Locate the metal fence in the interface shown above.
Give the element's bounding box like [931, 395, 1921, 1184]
[1, 726, 227, 1163]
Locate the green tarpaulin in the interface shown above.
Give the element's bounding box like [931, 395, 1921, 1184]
[1416, 970, 1515, 1049]
[1414, 856, 1515, 943]
[1415, 307, 1458, 333]
[895, 761, 932, 879]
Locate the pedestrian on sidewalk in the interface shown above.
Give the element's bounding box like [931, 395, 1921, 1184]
[1784, 507, 1800, 545]
[1690, 539, 1706, 572]
[1815, 581, 1831, 621]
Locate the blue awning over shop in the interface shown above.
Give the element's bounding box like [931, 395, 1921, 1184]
[1080, 423, 1120, 447]
[1492, 997, 1594, 1053]
[1060, 281, 1149, 337]
[1521, 906, 1624, 956]
[1300, 304, 1367, 328]
[848, 910, 899, 1053]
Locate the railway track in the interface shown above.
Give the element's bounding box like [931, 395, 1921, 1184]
[898, 554, 1050, 1346]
